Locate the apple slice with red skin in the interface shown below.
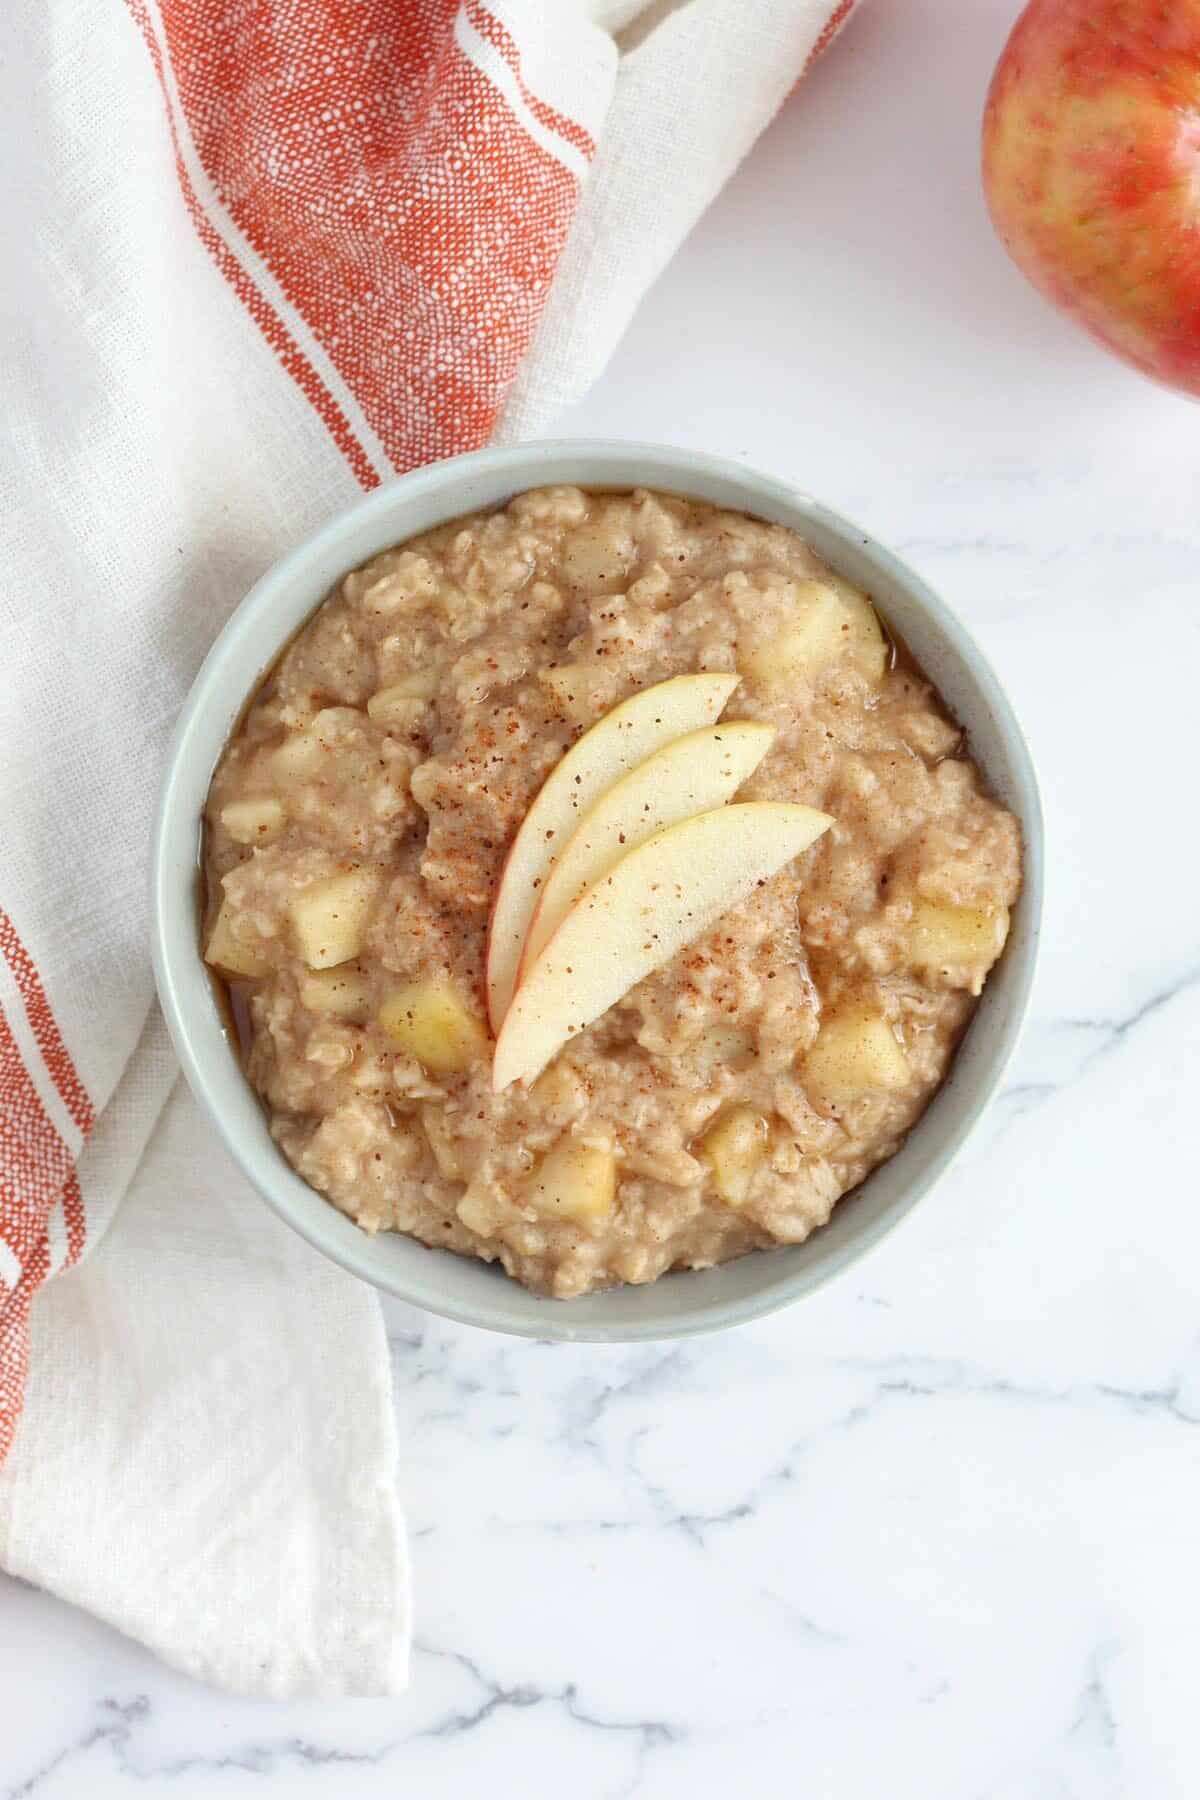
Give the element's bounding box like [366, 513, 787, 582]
[484, 672, 739, 1031]
[517, 720, 775, 986]
[492, 802, 833, 1092]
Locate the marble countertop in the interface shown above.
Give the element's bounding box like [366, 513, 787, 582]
[5, 1, 1199, 1794]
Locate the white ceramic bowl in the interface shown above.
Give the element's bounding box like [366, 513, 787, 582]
[151, 441, 1043, 1342]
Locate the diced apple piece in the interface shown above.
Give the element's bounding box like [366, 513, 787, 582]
[525, 1138, 616, 1230]
[388, 667, 439, 698]
[690, 1023, 755, 1069]
[493, 802, 833, 1091]
[422, 1105, 468, 1180]
[538, 663, 616, 727]
[289, 866, 380, 969]
[271, 707, 363, 778]
[204, 901, 270, 978]
[299, 965, 370, 1019]
[519, 720, 775, 976]
[378, 980, 488, 1074]
[908, 901, 1010, 994]
[699, 1107, 769, 1207]
[485, 672, 741, 1031]
[456, 1183, 502, 1238]
[740, 581, 843, 685]
[365, 695, 422, 732]
[827, 577, 889, 682]
[367, 669, 438, 724]
[219, 797, 286, 845]
[562, 521, 632, 593]
[741, 579, 888, 688]
[271, 728, 323, 779]
[531, 1060, 587, 1116]
[803, 1005, 910, 1105]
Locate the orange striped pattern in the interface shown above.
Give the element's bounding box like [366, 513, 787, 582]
[804, 0, 858, 71]
[0, 913, 95, 1139]
[121, 0, 384, 491]
[0, 918, 90, 1462]
[129, 0, 594, 478]
[462, 0, 598, 160]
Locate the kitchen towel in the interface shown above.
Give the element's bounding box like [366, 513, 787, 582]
[0, 0, 856, 1696]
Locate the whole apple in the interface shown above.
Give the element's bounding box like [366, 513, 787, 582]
[982, 0, 1200, 399]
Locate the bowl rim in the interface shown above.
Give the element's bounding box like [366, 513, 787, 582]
[151, 439, 1044, 1341]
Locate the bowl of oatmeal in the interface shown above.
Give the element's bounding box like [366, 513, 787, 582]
[151, 442, 1042, 1341]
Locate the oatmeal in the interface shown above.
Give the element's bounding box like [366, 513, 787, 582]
[203, 487, 1022, 1298]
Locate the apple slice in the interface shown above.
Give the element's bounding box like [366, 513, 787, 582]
[518, 720, 775, 981]
[484, 672, 739, 1030]
[492, 802, 833, 1091]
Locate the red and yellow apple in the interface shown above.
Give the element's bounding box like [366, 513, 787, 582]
[982, 0, 1200, 398]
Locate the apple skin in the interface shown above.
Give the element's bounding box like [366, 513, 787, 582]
[982, 0, 1200, 399]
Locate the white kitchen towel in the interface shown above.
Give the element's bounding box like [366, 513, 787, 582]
[0, 0, 855, 1696]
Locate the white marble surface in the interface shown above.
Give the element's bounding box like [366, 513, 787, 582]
[5, 1, 1200, 1793]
